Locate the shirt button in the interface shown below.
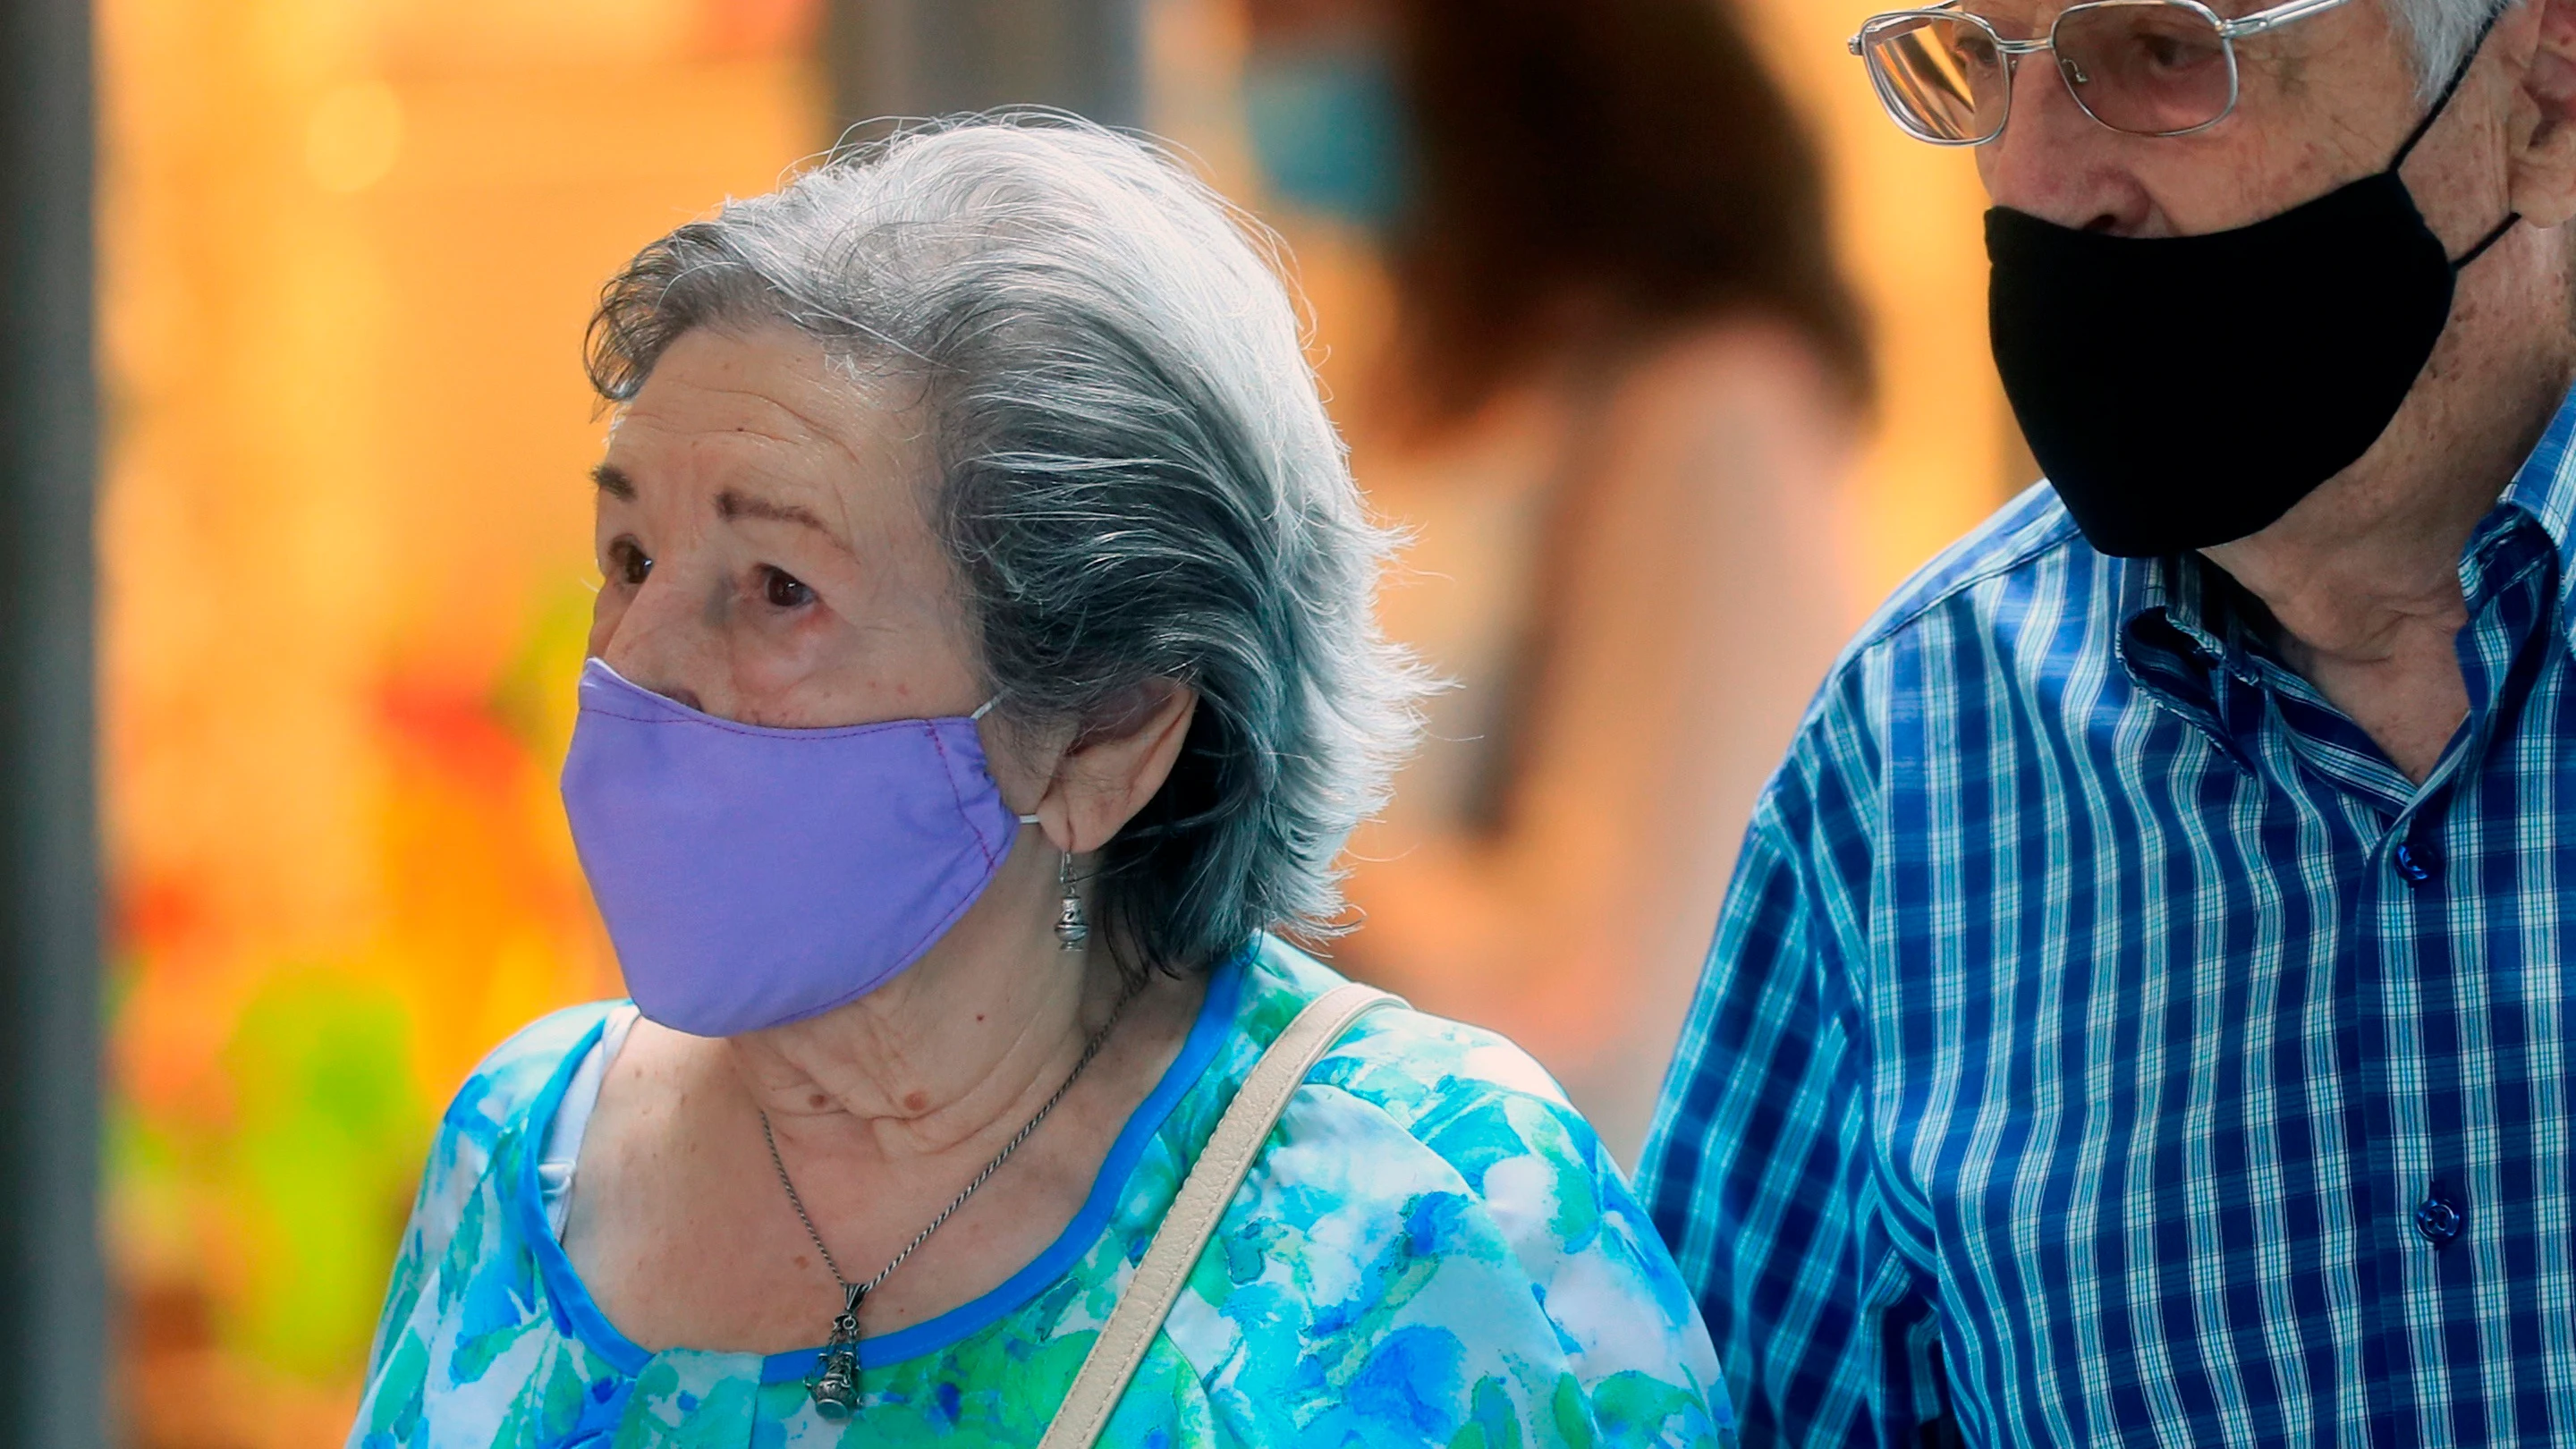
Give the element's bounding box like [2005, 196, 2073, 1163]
[2394, 839, 2443, 887]
[2415, 1187, 2467, 1246]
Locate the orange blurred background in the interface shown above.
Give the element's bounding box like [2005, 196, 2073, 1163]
[96, 1, 2010, 1441]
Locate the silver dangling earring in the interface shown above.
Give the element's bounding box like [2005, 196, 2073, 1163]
[1054, 851, 1089, 951]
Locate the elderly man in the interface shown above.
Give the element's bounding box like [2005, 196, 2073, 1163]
[1639, 0, 2576, 1442]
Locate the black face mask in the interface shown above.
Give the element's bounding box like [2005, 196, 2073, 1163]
[1987, 26, 2520, 559]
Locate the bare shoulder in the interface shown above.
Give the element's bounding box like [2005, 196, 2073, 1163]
[1601, 320, 1858, 473]
[1621, 319, 1848, 411]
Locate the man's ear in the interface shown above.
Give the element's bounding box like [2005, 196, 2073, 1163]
[2509, 0, 2576, 226]
[1031, 682, 1200, 856]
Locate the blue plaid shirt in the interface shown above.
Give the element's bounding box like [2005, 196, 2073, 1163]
[1638, 385, 2576, 1447]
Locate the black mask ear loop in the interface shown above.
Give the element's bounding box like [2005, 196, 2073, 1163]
[2389, 2, 2522, 269]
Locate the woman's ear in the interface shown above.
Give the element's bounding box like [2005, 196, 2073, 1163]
[2509, 0, 2576, 227]
[1036, 682, 1200, 855]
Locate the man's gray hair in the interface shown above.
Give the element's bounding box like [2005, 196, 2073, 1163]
[585, 114, 1425, 979]
[2390, 0, 2519, 93]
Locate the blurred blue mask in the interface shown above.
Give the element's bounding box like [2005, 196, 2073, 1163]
[1241, 40, 1411, 233]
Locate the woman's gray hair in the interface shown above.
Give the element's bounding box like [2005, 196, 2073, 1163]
[585, 114, 1424, 979]
[2390, 0, 2519, 95]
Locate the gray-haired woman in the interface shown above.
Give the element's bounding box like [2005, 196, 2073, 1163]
[349, 117, 1730, 1449]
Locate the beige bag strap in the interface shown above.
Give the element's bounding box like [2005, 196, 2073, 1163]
[1036, 981, 1400, 1449]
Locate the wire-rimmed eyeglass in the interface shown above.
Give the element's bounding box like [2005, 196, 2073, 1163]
[1848, 0, 2354, 146]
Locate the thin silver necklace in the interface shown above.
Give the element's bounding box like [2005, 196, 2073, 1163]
[760, 990, 1132, 1421]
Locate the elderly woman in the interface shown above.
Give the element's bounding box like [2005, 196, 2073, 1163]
[348, 119, 1728, 1448]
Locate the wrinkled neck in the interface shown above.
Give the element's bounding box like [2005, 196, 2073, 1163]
[2203, 368, 2568, 665]
[729, 928, 1111, 1166]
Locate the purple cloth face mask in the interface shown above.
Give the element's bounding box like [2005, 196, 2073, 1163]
[559, 658, 1031, 1037]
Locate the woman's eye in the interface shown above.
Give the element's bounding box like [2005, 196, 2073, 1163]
[606, 538, 653, 587]
[762, 567, 815, 609]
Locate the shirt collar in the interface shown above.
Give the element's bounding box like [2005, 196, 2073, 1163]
[2485, 377, 2576, 648]
[2118, 548, 2254, 692]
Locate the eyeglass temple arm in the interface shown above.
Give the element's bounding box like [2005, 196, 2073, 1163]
[1846, 6, 2055, 55]
[1849, 0, 2354, 54]
[2220, 0, 2354, 39]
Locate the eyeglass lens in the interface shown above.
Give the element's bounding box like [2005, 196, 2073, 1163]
[2053, 2, 2236, 134]
[1865, 14, 2010, 142]
[1863, 1, 2238, 143]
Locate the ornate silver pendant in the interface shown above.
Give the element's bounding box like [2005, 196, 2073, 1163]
[807, 1286, 864, 1421]
[809, 1349, 860, 1421]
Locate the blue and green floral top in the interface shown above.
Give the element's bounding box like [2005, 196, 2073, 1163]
[351, 938, 1734, 1447]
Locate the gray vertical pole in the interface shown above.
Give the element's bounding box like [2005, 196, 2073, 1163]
[0, 0, 104, 1441]
[824, 0, 1147, 140]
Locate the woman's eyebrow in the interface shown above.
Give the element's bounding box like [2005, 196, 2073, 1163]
[716, 487, 850, 552]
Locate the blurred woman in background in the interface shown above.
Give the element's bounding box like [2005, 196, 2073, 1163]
[1240, 0, 1873, 1158]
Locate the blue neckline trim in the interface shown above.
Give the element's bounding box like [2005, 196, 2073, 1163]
[512, 949, 1249, 1382]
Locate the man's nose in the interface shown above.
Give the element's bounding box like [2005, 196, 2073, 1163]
[1979, 55, 2160, 234]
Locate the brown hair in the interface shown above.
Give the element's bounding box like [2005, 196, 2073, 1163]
[1383, 0, 1872, 424]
